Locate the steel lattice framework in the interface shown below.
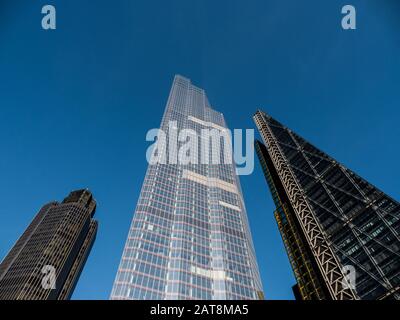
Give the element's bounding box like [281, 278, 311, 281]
[255, 110, 400, 300]
[254, 111, 357, 300]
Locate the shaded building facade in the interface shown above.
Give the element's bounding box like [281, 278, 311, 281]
[254, 110, 400, 300]
[0, 189, 98, 300]
[111, 75, 263, 300]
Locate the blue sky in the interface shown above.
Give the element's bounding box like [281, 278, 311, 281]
[0, 0, 399, 300]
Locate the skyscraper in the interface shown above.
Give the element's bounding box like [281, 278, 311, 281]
[111, 75, 263, 300]
[0, 189, 98, 300]
[254, 110, 400, 300]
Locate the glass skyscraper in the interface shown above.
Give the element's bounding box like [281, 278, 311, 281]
[254, 110, 400, 300]
[111, 75, 263, 300]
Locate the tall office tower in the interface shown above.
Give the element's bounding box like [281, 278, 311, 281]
[0, 190, 98, 300]
[111, 75, 263, 300]
[254, 110, 400, 300]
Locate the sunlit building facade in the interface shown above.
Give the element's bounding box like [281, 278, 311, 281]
[0, 189, 98, 300]
[111, 75, 263, 300]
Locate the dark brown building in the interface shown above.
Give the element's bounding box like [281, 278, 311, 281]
[0, 189, 98, 300]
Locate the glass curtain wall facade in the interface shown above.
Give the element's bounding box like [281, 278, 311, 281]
[254, 110, 400, 300]
[111, 75, 263, 300]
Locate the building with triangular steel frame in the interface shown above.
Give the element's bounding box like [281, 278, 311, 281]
[254, 110, 400, 300]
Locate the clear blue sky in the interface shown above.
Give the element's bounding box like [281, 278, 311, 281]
[0, 0, 399, 300]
